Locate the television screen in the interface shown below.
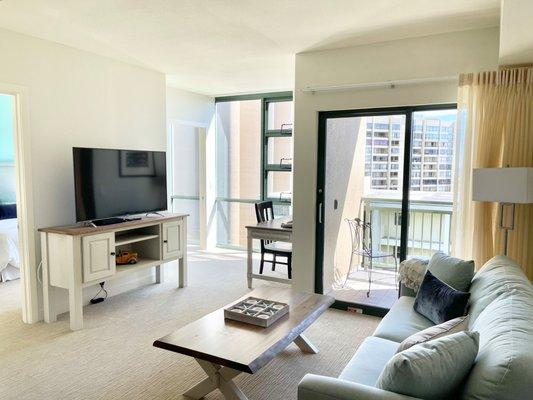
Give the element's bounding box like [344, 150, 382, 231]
[73, 147, 167, 222]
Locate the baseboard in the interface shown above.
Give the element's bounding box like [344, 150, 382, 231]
[43, 268, 158, 318]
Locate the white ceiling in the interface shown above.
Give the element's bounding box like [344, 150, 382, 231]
[0, 0, 500, 96]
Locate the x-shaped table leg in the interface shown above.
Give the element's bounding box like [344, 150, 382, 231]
[294, 334, 319, 354]
[184, 359, 247, 400]
[183, 334, 318, 399]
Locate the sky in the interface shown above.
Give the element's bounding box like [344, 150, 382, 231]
[0, 94, 14, 163]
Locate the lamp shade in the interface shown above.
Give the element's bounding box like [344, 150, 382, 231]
[473, 168, 533, 203]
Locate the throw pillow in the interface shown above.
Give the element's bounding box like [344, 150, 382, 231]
[396, 315, 469, 353]
[428, 252, 475, 292]
[414, 270, 470, 324]
[377, 331, 480, 400]
[398, 258, 429, 293]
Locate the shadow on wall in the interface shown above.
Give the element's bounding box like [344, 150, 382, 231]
[323, 117, 366, 291]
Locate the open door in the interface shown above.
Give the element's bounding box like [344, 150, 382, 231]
[169, 121, 207, 249]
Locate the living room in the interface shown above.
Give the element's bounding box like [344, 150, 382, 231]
[0, 1, 532, 399]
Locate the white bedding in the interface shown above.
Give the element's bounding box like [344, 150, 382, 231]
[0, 218, 20, 281]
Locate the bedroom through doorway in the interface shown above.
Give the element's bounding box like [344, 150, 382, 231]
[0, 93, 21, 314]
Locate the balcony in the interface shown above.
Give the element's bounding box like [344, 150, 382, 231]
[334, 193, 452, 309]
[364, 196, 452, 261]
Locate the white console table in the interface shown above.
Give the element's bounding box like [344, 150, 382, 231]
[39, 213, 188, 330]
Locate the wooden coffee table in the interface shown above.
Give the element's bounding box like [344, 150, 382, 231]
[153, 286, 334, 400]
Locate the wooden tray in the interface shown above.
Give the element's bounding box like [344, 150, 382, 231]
[224, 297, 289, 327]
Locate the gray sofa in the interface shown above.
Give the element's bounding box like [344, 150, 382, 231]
[298, 256, 533, 400]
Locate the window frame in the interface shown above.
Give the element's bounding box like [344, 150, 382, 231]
[214, 91, 293, 207]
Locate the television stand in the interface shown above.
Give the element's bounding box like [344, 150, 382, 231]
[39, 213, 188, 330]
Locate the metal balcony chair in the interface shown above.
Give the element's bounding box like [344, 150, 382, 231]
[254, 201, 292, 279]
[343, 218, 398, 297]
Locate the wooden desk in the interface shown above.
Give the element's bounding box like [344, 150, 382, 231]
[39, 213, 188, 330]
[245, 217, 292, 289]
[153, 286, 334, 400]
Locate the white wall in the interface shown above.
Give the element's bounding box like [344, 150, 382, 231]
[499, 0, 533, 65]
[0, 27, 167, 316]
[166, 87, 214, 126]
[292, 28, 500, 292]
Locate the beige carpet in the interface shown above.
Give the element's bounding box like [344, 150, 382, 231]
[0, 247, 380, 400]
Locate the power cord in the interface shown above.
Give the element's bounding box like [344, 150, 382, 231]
[90, 282, 108, 304]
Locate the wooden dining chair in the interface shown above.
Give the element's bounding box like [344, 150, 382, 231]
[254, 201, 292, 279]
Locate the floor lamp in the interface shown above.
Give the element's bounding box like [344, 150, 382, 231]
[473, 168, 533, 256]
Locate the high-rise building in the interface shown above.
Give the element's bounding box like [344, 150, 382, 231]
[364, 116, 455, 193]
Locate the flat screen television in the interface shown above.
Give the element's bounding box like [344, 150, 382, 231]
[73, 147, 167, 222]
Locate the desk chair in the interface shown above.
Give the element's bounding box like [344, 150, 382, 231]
[254, 201, 292, 279]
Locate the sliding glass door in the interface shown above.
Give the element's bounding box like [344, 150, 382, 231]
[315, 105, 456, 315]
[407, 110, 456, 260]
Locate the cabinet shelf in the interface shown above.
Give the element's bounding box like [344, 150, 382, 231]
[115, 233, 159, 246]
[115, 257, 161, 275]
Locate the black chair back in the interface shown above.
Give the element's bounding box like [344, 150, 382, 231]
[255, 201, 274, 223]
[255, 201, 274, 249]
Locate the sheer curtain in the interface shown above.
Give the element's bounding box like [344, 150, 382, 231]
[452, 67, 533, 278]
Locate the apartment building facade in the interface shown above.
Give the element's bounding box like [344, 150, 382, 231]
[364, 115, 455, 194]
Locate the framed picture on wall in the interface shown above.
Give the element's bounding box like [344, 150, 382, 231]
[119, 150, 155, 177]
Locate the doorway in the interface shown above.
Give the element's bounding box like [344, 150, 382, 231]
[0, 94, 20, 304]
[0, 86, 37, 323]
[168, 120, 207, 248]
[315, 105, 457, 315]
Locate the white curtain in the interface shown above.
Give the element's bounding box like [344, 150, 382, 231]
[451, 67, 533, 278]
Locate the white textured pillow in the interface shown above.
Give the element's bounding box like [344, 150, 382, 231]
[396, 315, 469, 353]
[377, 331, 479, 400]
[398, 258, 428, 292]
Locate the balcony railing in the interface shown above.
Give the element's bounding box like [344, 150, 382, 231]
[359, 196, 452, 269]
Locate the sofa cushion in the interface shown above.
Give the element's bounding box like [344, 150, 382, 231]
[427, 252, 475, 292]
[396, 315, 468, 353]
[339, 336, 400, 387]
[377, 331, 479, 400]
[413, 270, 470, 324]
[467, 255, 533, 326]
[460, 287, 533, 400]
[373, 296, 434, 343]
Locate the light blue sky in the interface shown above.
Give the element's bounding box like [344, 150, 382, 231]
[0, 94, 14, 163]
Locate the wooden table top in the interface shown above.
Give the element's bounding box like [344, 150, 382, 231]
[245, 217, 292, 232]
[38, 213, 188, 236]
[153, 286, 333, 374]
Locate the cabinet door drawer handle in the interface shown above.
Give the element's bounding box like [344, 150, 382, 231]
[110, 252, 116, 256]
[163, 240, 168, 243]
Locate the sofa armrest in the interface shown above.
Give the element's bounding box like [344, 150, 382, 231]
[298, 374, 421, 400]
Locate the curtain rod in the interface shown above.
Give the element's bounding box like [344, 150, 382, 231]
[301, 76, 458, 93]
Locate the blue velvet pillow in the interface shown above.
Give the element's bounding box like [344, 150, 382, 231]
[414, 270, 470, 324]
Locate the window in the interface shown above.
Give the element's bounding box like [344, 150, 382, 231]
[264, 97, 294, 207]
[215, 93, 293, 248]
